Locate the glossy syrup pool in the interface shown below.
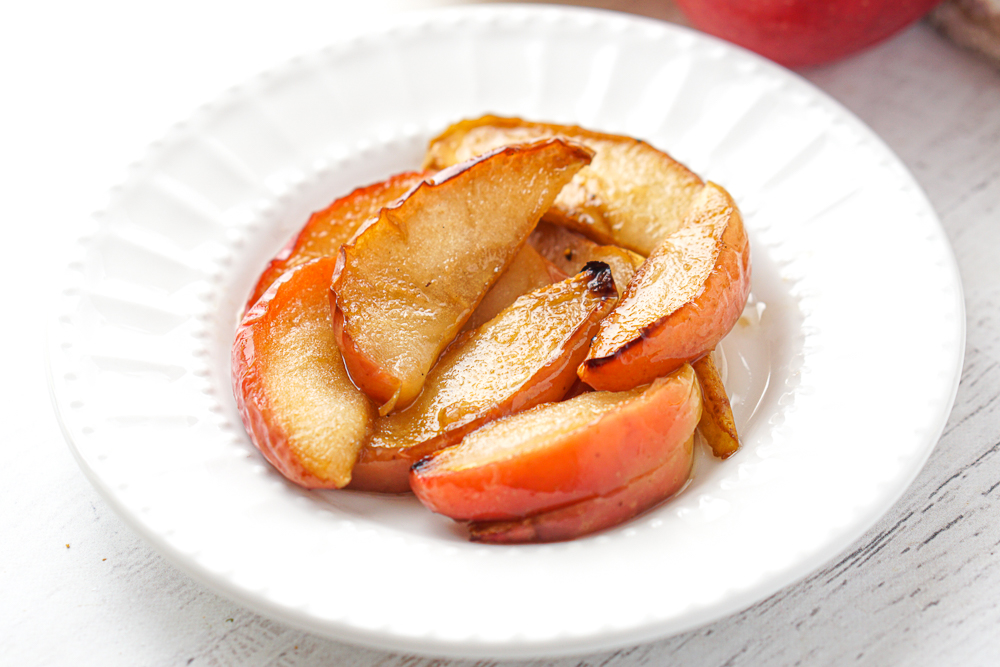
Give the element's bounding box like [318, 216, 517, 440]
[211, 136, 805, 541]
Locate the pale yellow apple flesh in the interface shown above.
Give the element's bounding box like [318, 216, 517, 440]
[331, 138, 593, 413]
[351, 263, 618, 492]
[424, 115, 705, 255]
[462, 244, 566, 332]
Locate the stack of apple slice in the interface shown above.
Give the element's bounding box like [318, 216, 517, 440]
[232, 117, 751, 543]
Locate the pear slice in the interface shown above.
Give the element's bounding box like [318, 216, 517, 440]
[579, 183, 751, 392]
[232, 257, 376, 488]
[424, 115, 705, 255]
[351, 263, 617, 492]
[331, 138, 593, 413]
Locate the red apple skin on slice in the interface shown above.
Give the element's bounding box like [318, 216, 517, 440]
[467, 435, 694, 543]
[351, 263, 618, 493]
[245, 171, 429, 313]
[580, 182, 751, 392]
[232, 257, 376, 488]
[410, 364, 701, 522]
[331, 139, 593, 413]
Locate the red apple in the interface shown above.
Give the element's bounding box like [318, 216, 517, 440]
[232, 257, 376, 489]
[467, 438, 694, 543]
[410, 365, 701, 522]
[674, 0, 943, 68]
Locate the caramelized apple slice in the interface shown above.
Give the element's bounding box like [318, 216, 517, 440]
[246, 171, 428, 312]
[352, 263, 618, 492]
[410, 365, 701, 522]
[424, 115, 704, 255]
[693, 351, 740, 459]
[529, 221, 643, 294]
[580, 183, 751, 392]
[467, 435, 694, 543]
[332, 139, 593, 413]
[232, 257, 376, 488]
[462, 244, 566, 332]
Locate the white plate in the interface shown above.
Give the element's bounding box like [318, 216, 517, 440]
[47, 4, 965, 659]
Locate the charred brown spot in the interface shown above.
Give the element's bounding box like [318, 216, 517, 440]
[581, 261, 616, 297]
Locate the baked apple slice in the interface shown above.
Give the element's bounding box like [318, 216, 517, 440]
[351, 262, 618, 492]
[693, 351, 740, 459]
[424, 115, 705, 255]
[462, 244, 566, 332]
[410, 364, 701, 522]
[529, 221, 643, 295]
[232, 257, 376, 488]
[467, 436, 695, 543]
[246, 171, 429, 312]
[331, 139, 593, 413]
[580, 182, 751, 392]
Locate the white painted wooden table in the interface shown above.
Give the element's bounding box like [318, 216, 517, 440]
[3, 1, 998, 664]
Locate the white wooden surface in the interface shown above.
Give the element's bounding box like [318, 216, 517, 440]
[3, 1, 999, 665]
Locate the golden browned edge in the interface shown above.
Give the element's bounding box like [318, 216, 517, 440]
[692, 351, 740, 459]
[580, 182, 747, 384]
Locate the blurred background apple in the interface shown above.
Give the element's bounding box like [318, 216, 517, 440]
[673, 0, 944, 67]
